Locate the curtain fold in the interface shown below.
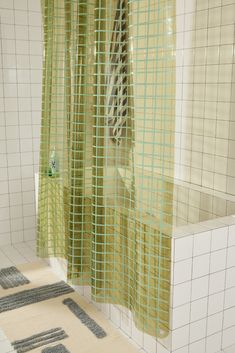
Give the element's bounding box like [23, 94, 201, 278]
[38, 0, 175, 339]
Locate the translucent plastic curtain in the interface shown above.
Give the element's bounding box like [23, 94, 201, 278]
[38, 0, 175, 338]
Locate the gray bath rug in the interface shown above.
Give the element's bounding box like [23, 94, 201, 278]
[63, 298, 107, 339]
[0, 266, 30, 289]
[12, 327, 68, 353]
[42, 343, 70, 353]
[0, 281, 74, 313]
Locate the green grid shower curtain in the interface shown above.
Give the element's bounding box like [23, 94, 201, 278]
[38, 0, 176, 338]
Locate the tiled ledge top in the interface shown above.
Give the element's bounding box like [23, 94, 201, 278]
[172, 215, 235, 238]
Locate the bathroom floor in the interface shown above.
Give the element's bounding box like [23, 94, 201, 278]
[0, 241, 234, 353]
[0, 242, 141, 353]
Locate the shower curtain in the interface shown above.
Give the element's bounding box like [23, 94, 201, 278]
[38, 0, 175, 339]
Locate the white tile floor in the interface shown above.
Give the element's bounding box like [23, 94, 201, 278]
[0, 241, 234, 353]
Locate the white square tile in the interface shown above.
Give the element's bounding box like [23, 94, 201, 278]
[220, 44, 233, 64]
[10, 205, 23, 219]
[21, 152, 33, 166]
[22, 191, 35, 204]
[7, 140, 20, 153]
[0, 207, 9, 221]
[23, 215, 35, 230]
[4, 83, 17, 97]
[189, 339, 205, 353]
[0, 233, 11, 245]
[16, 55, 30, 69]
[11, 217, 23, 232]
[172, 303, 190, 329]
[0, 9, 14, 24]
[30, 69, 42, 84]
[193, 231, 211, 256]
[172, 325, 190, 351]
[28, 0, 41, 12]
[207, 312, 223, 336]
[31, 83, 42, 97]
[210, 249, 227, 273]
[222, 326, 235, 349]
[2, 39, 15, 54]
[208, 291, 224, 315]
[190, 297, 208, 322]
[19, 112, 31, 125]
[19, 125, 32, 139]
[0, 0, 13, 9]
[29, 41, 43, 55]
[226, 267, 235, 289]
[174, 236, 193, 262]
[211, 227, 228, 251]
[29, 27, 42, 41]
[8, 166, 21, 180]
[224, 287, 235, 309]
[0, 168, 8, 181]
[174, 259, 192, 284]
[9, 179, 22, 193]
[209, 271, 226, 295]
[15, 25, 28, 40]
[30, 56, 42, 70]
[0, 181, 8, 195]
[227, 246, 235, 268]
[17, 69, 30, 83]
[197, 0, 209, 10]
[206, 332, 222, 353]
[21, 166, 33, 178]
[16, 40, 29, 55]
[0, 221, 10, 235]
[192, 253, 210, 279]
[143, 333, 156, 353]
[14, 10, 28, 25]
[1, 24, 15, 39]
[14, 0, 27, 10]
[221, 24, 234, 44]
[223, 307, 235, 330]
[4, 98, 18, 112]
[190, 318, 207, 343]
[191, 276, 209, 301]
[173, 282, 192, 307]
[228, 225, 235, 246]
[23, 229, 36, 241]
[7, 153, 21, 167]
[11, 230, 24, 243]
[221, 4, 235, 25]
[18, 97, 31, 111]
[28, 12, 42, 27]
[0, 194, 9, 208]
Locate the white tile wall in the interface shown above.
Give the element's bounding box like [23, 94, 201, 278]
[175, 0, 235, 199]
[0, 0, 42, 245]
[170, 218, 235, 353]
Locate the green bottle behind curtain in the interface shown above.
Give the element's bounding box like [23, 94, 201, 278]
[38, 0, 175, 339]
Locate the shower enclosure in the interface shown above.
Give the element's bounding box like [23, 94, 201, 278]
[36, 1, 235, 353]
